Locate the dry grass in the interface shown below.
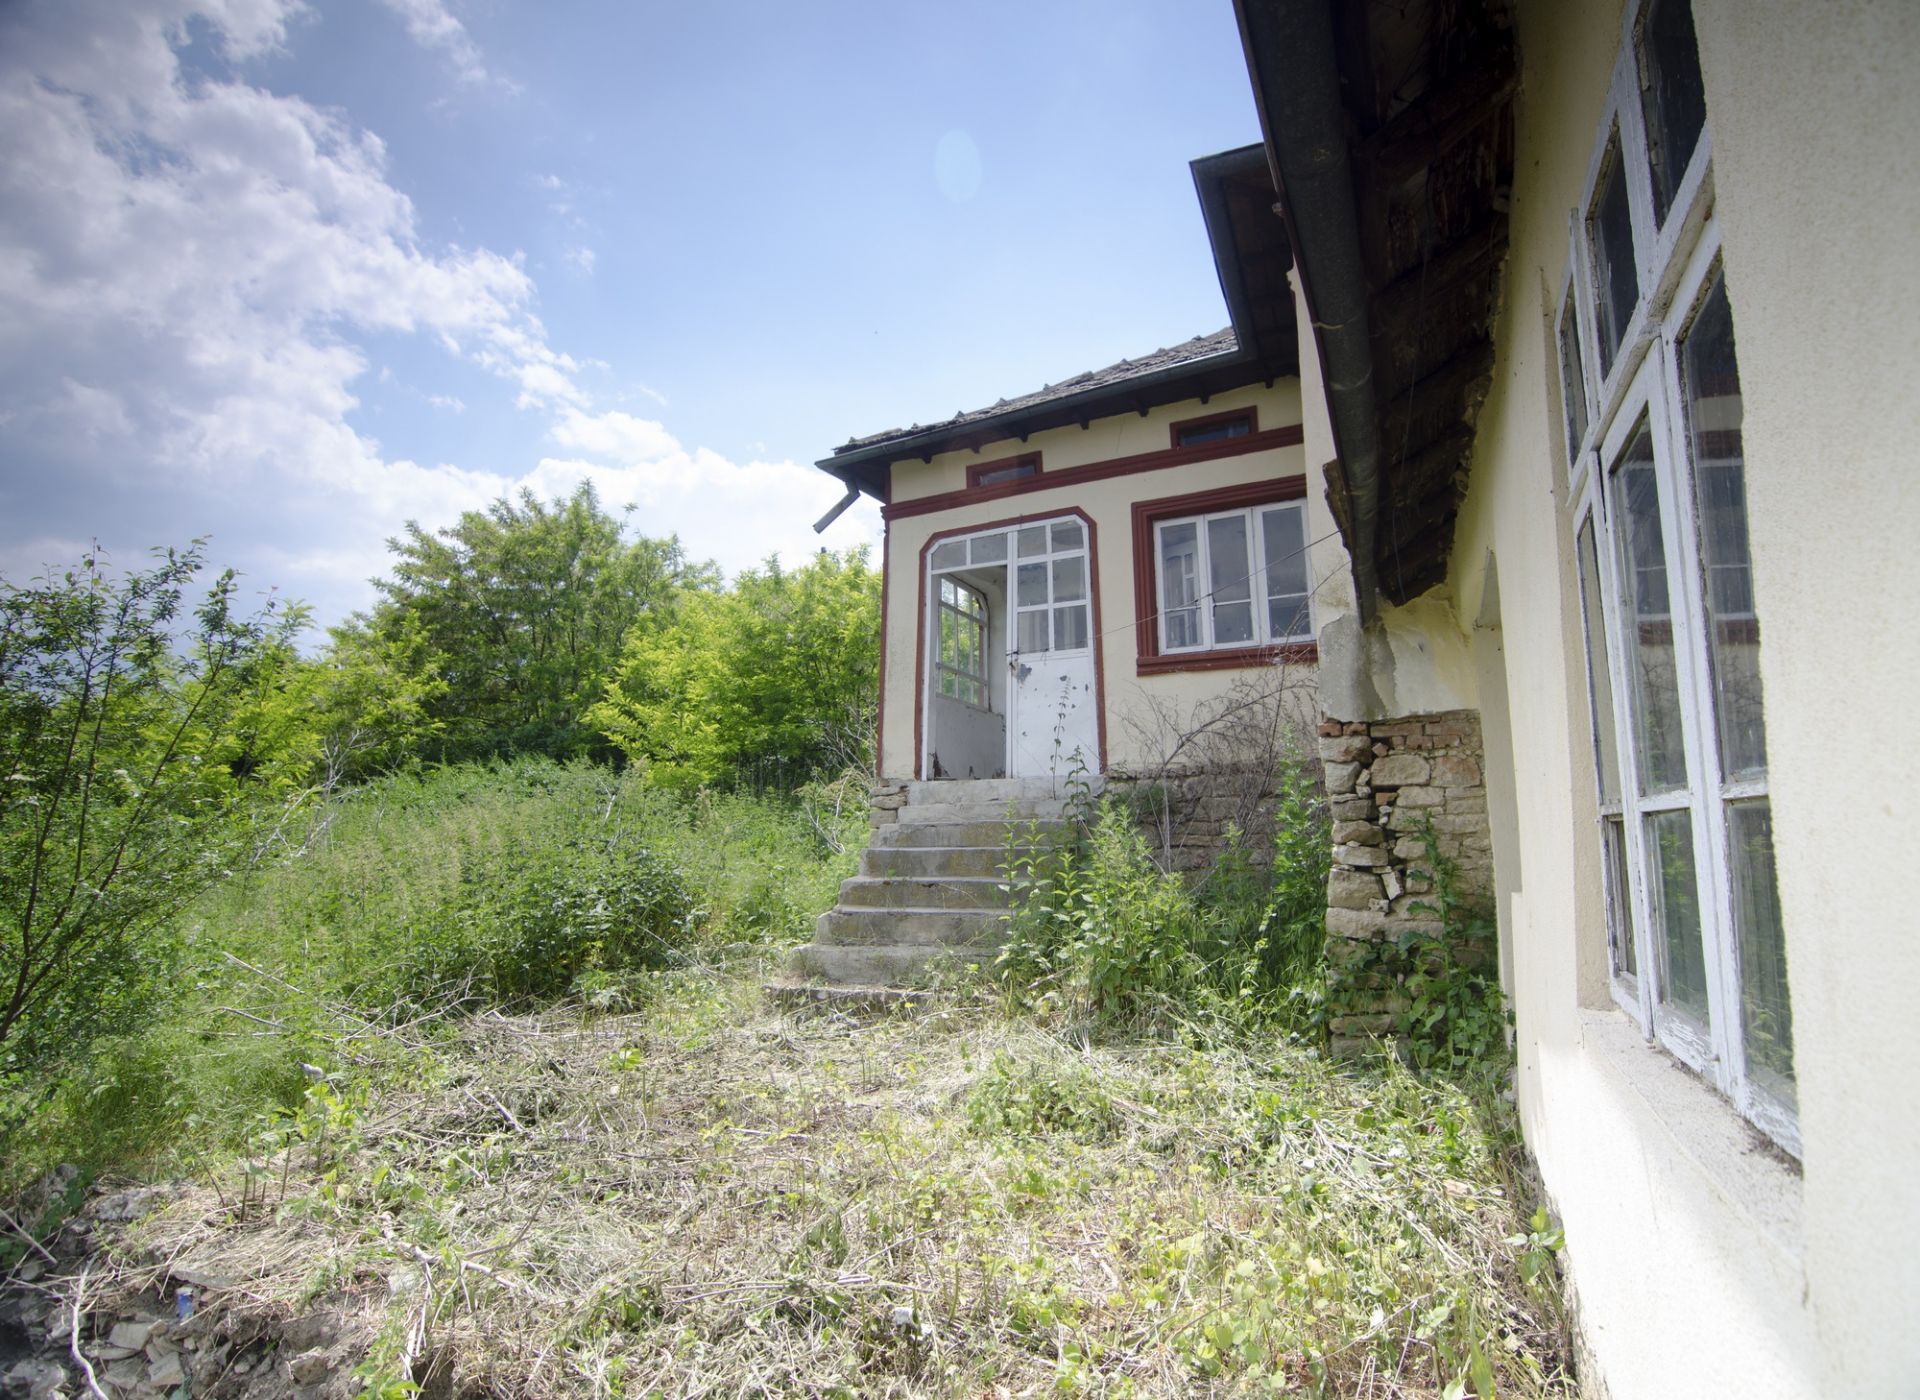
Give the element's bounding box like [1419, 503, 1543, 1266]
[92, 961, 1574, 1398]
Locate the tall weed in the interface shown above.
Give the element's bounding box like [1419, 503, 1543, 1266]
[998, 756, 1330, 1035]
[8, 758, 861, 1185]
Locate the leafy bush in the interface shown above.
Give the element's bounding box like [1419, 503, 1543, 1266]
[997, 756, 1329, 1034]
[998, 801, 1207, 1026]
[370, 838, 694, 1009]
[0, 545, 300, 1110]
[593, 548, 879, 792]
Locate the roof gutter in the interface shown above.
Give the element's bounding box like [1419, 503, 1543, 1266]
[1235, 0, 1382, 625]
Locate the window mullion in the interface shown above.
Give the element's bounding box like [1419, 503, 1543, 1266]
[1634, 344, 1726, 1079]
[1196, 515, 1215, 650]
[1590, 447, 1660, 1034]
[1654, 310, 1749, 1101]
[1249, 506, 1270, 647]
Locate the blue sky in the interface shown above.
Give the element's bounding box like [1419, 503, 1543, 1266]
[0, 0, 1260, 631]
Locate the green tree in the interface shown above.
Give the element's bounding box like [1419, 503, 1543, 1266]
[369, 484, 713, 763]
[593, 548, 880, 791]
[0, 545, 299, 1098]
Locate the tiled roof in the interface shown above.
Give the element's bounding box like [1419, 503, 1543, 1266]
[833, 327, 1238, 456]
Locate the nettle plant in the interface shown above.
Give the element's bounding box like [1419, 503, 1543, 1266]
[1386, 820, 1509, 1074]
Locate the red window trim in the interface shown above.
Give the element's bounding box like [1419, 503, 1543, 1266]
[911, 508, 1107, 782]
[1168, 405, 1258, 450]
[883, 422, 1304, 521]
[1130, 476, 1317, 677]
[965, 452, 1043, 490]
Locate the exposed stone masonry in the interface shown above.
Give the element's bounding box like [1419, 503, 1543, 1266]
[1318, 710, 1495, 1054]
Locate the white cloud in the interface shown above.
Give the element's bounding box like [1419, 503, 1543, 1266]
[0, 0, 875, 629]
[427, 393, 466, 413]
[372, 0, 496, 87]
[563, 245, 596, 275]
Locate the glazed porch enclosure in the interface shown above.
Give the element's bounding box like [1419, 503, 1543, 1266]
[922, 514, 1099, 781]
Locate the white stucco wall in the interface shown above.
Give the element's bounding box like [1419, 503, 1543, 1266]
[875, 380, 1328, 781]
[1301, 2, 1920, 1395]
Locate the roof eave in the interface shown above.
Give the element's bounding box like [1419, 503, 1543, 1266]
[816, 343, 1261, 481]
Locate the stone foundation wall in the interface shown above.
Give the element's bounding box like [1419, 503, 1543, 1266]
[1318, 711, 1496, 1053]
[870, 781, 909, 827]
[867, 774, 1303, 874]
[1107, 768, 1303, 873]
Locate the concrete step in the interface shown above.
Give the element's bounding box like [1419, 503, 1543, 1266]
[873, 818, 1070, 850]
[788, 942, 993, 986]
[812, 906, 1009, 948]
[895, 797, 1073, 825]
[837, 875, 1011, 910]
[905, 778, 1099, 806]
[862, 844, 1014, 879]
[763, 980, 936, 1013]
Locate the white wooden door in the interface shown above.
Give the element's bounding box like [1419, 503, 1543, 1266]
[1008, 517, 1099, 777]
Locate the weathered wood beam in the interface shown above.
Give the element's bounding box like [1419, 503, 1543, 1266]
[1379, 339, 1497, 452]
[1368, 218, 1510, 330]
[1358, 50, 1518, 188]
[1381, 424, 1475, 510]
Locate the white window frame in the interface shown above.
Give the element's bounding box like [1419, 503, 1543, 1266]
[1561, 0, 1796, 1154]
[933, 576, 989, 710]
[1152, 500, 1312, 655]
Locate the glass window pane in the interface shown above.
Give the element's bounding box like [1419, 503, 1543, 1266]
[1268, 593, 1311, 641]
[1680, 271, 1767, 781]
[1017, 561, 1048, 608]
[1610, 420, 1689, 794]
[932, 540, 966, 571]
[1260, 505, 1308, 597]
[1213, 601, 1255, 646]
[1017, 609, 1049, 654]
[1559, 288, 1590, 463]
[1591, 134, 1640, 378]
[1729, 800, 1794, 1100]
[1159, 522, 1200, 611]
[1053, 604, 1089, 651]
[1017, 526, 1047, 558]
[1163, 607, 1202, 651]
[1208, 515, 1252, 604]
[970, 532, 1007, 565]
[1050, 520, 1084, 552]
[1646, 809, 1710, 1023]
[1051, 554, 1086, 603]
[1640, 0, 1707, 226]
[1603, 815, 1636, 979]
[1576, 518, 1624, 806]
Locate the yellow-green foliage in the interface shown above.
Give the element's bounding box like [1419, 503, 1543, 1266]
[9, 759, 861, 1183]
[592, 548, 879, 791]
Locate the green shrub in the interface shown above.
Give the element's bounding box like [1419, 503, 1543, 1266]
[997, 756, 1329, 1035]
[371, 838, 694, 1009]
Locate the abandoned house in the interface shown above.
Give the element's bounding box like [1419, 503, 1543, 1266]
[799, 0, 1920, 1395]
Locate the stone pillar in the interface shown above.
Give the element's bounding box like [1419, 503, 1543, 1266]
[1318, 711, 1495, 1054]
[870, 781, 909, 828]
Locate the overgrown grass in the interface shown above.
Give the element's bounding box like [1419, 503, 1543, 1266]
[74, 972, 1571, 1398]
[8, 759, 862, 1186]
